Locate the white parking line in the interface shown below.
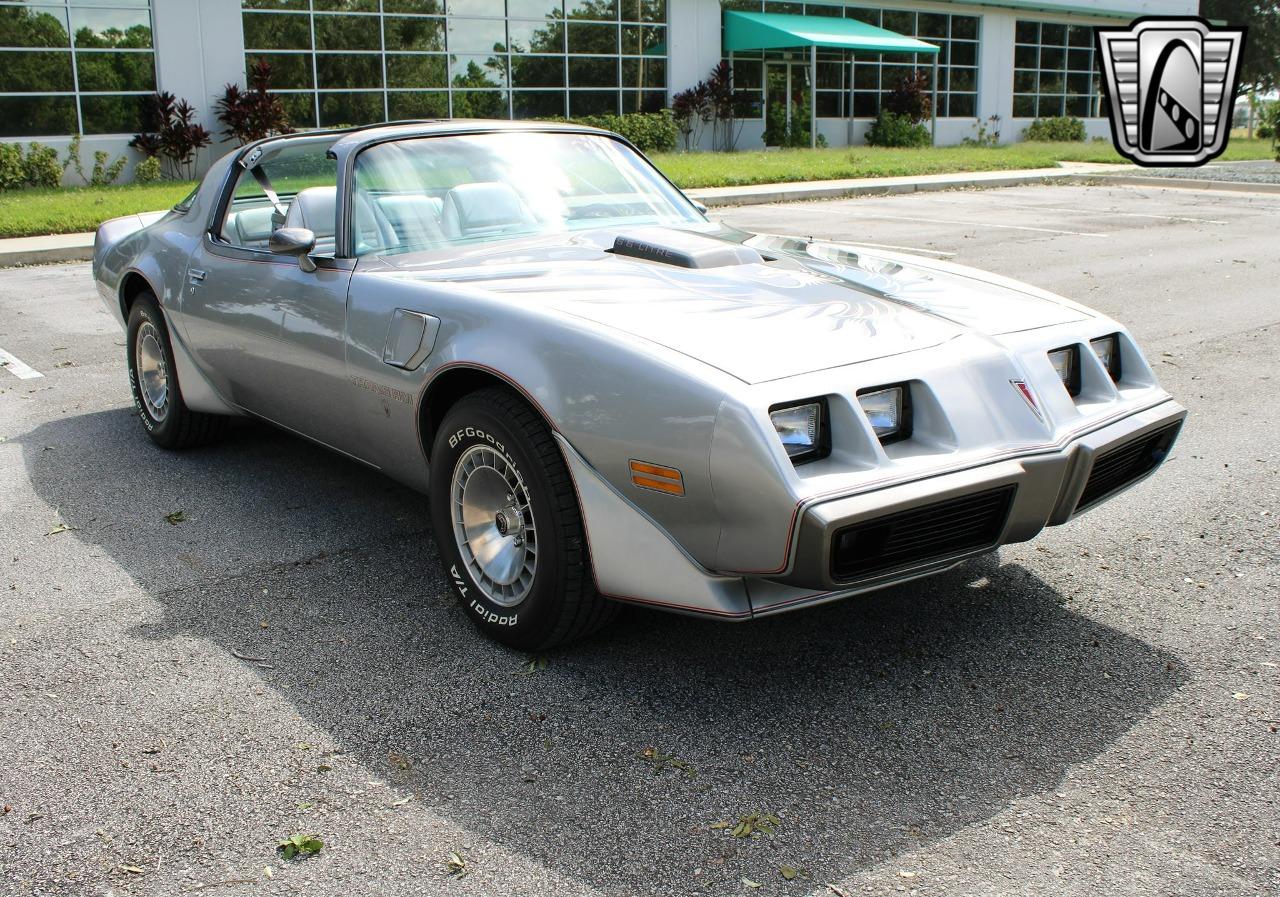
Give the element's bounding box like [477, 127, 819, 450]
[998, 204, 1229, 225]
[856, 213, 1108, 238]
[0, 348, 44, 380]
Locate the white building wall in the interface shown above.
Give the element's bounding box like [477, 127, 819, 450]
[153, 0, 248, 173]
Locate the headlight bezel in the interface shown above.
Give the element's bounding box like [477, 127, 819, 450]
[1089, 333, 1122, 382]
[856, 382, 913, 445]
[769, 397, 830, 465]
[1048, 344, 1082, 397]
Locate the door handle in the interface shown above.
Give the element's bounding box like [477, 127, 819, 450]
[188, 269, 207, 285]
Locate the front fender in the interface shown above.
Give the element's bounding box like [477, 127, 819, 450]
[344, 263, 737, 568]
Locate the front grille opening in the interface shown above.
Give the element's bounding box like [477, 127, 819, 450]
[1075, 420, 1182, 512]
[830, 485, 1016, 583]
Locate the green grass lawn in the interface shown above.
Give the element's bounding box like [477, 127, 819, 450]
[651, 138, 1276, 189]
[0, 138, 1273, 239]
[0, 181, 198, 240]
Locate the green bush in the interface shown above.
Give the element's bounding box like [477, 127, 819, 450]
[23, 142, 62, 188]
[1022, 116, 1087, 142]
[0, 143, 24, 190]
[865, 110, 931, 148]
[134, 155, 163, 184]
[542, 110, 678, 153]
[1257, 101, 1278, 141]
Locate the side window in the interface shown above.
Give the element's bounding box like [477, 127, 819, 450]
[219, 142, 337, 254]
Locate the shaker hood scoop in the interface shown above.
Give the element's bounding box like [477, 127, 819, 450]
[385, 227, 1090, 384]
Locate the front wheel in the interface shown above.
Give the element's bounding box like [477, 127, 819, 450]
[125, 293, 225, 449]
[429, 387, 617, 650]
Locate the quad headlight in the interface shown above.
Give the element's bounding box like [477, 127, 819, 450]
[769, 399, 826, 464]
[857, 384, 911, 444]
[1089, 333, 1122, 381]
[1048, 345, 1082, 396]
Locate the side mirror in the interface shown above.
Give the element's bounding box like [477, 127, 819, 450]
[691, 200, 709, 215]
[269, 227, 317, 273]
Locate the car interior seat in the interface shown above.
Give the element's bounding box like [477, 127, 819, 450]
[283, 186, 397, 256]
[374, 194, 447, 250]
[441, 182, 535, 241]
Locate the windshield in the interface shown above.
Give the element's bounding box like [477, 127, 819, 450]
[350, 131, 702, 257]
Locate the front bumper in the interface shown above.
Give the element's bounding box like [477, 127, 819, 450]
[768, 399, 1185, 593]
[561, 400, 1184, 621]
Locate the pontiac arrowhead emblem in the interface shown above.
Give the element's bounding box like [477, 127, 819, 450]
[1011, 379, 1044, 421]
[1096, 17, 1246, 167]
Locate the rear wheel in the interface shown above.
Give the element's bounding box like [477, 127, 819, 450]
[429, 387, 618, 650]
[126, 293, 225, 449]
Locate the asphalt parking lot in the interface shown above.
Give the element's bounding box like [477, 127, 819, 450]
[1, 182, 1277, 897]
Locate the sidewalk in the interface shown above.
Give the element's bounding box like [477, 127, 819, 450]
[0, 232, 99, 268]
[4, 159, 1263, 267]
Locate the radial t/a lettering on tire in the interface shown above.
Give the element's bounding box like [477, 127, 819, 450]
[429, 386, 618, 649]
[125, 291, 225, 449]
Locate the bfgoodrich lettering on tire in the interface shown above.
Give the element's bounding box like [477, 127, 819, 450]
[125, 292, 225, 449]
[429, 386, 617, 649]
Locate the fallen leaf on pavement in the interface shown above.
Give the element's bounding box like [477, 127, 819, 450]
[277, 833, 323, 860]
[164, 510, 186, 524]
[517, 655, 548, 675]
[446, 850, 467, 878]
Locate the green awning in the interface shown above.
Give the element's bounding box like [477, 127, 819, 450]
[723, 10, 940, 55]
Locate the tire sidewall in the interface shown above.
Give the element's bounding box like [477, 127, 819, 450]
[126, 296, 178, 442]
[430, 401, 568, 649]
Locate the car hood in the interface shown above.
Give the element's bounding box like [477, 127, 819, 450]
[379, 226, 1092, 384]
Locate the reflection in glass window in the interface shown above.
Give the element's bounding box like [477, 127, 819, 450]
[315, 14, 381, 51]
[385, 17, 446, 52]
[1, 51, 74, 92]
[451, 19, 503, 53]
[0, 96, 77, 138]
[387, 55, 449, 90]
[320, 91, 383, 127]
[247, 53, 313, 90]
[243, 12, 311, 50]
[513, 89, 565, 117]
[1013, 18, 1105, 119]
[508, 18, 565, 55]
[0, 6, 71, 49]
[240, 0, 666, 126]
[389, 90, 449, 118]
[70, 7, 152, 48]
[317, 54, 383, 90]
[451, 55, 509, 89]
[0, 2, 156, 136]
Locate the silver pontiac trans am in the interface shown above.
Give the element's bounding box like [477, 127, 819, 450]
[92, 121, 1185, 649]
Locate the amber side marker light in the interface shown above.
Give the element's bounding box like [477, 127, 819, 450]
[629, 460, 685, 495]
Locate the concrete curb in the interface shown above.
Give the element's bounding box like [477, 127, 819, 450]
[1097, 174, 1280, 195]
[0, 233, 96, 268]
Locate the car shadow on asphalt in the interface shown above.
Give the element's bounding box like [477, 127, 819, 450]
[22, 408, 1189, 895]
